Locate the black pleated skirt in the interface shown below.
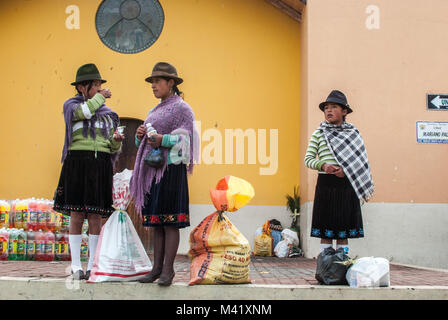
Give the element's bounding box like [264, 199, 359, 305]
[311, 174, 364, 239]
[53, 150, 114, 217]
[142, 164, 190, 229]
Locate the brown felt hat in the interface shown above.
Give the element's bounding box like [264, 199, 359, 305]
[145, 62, 183, 85]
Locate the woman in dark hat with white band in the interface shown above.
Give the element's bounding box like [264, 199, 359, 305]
[131, 62, 198, 286]
[304, 90, 374, 256]
[53, 63, 124, 280]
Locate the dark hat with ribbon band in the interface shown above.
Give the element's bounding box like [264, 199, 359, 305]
[145, 62, 183, 85]
[71, 63, 107, 86]
[319, 90, 353, 114]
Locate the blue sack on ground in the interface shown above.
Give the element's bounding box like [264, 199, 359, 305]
[271, 230, 282, 249]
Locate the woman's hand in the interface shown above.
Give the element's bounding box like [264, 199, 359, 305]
[136, 125, 146, 140]
[113, 131, 125, 142]
[333, 167, 345, 178]
[99, 88, 112, 99]
[322, 163, 338, 174]
[322, 163, 345, 178]
[148, 133, 163, 148]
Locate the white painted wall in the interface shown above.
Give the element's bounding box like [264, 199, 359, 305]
[301, 202, 448, 270]
[180, 202, 448, 270]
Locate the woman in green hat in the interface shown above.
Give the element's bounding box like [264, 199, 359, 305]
[53, 63, 124, 280]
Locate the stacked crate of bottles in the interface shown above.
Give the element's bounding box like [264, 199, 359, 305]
[0, 199, 89, 261]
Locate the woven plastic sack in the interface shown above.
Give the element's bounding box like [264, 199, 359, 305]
[189, 176, 254, 285]
[88, 169, 152, 282]
[254, 233, 273, 257]
[254, 220, 273, 256]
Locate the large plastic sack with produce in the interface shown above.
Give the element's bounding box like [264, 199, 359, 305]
[88, 169, 152, 282]
[253, 220, 274, 257]
[188, 175, 255, 285]
[346, 257, 390, 287]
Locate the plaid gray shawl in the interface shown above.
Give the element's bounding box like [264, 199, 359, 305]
[319, 121, 374, 203]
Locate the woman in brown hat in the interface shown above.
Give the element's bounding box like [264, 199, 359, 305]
[53, 63, 124, 280]
[304, 90, 374, 257]
[130, 62, 198, 286]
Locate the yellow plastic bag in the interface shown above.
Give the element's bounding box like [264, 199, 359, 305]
[189, 176, 255, 285]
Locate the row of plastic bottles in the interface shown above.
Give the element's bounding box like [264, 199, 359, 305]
[0, 220, 89, 262]
[0, 198, 70, 232]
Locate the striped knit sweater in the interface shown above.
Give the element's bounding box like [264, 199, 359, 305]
[304, 128, 339, 172]
[69, 93, 122, 154]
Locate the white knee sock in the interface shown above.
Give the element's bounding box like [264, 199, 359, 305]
[320, 243, 333, 252]
[69, 234, 82, 273]
[87, 234, 99, 271]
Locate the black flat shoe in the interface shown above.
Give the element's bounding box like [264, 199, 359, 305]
[158, 272, 175, 286]
[85, 270, 91, 280]
[138, 270, 162, 283]
[71, 270, 85, 280]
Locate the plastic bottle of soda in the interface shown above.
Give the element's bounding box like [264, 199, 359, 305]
[22, 199, 29, 231]
[61, 231, 70, 261]
[16, 199, 29, 231]
[14, 199, 24, 230]
[82, 219, 89, 235]
[55, 230, 69, 261]
[0, 200, 10, 229]
[81, 232, 89, 262]
[26, 229, 35, 260]
[45, 201, 56, 232]
[36, 199, 46, 231]
[44, 230, 55, 261]
[0, 228, 9, 261]
[8, 228, 18, 260]
[54, 211, 62, 232]
[28, 198, 38, 231]
[55, 231, 62, 261]
[34, 229, 45, 261]
[9, 200, 16, 228]
[61, 214, 70, 232]
[16, 228, 27, 261]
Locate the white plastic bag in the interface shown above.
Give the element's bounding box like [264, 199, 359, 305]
[254, 227, 262, 238]
[274, 239, 292, 258]
[88, 169, 152, 282]
[111, 169, 133, 211]
[346, 257, 390, 287]
[274, 229, 299, 258]
[281, 228, 299, 247]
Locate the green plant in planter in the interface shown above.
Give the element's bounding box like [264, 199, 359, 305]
[285, 185, 300, 234]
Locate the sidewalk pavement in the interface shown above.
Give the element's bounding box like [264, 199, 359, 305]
[1, 254, 447, 286]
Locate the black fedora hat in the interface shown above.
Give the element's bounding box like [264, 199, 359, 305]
[319, 90, 353, 114]
[145, 62, 183, 85]
[71, 63, 107, 86]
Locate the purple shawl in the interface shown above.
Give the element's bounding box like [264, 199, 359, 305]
[61, 94, 120, 163]
[130, 94, 198, 215]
